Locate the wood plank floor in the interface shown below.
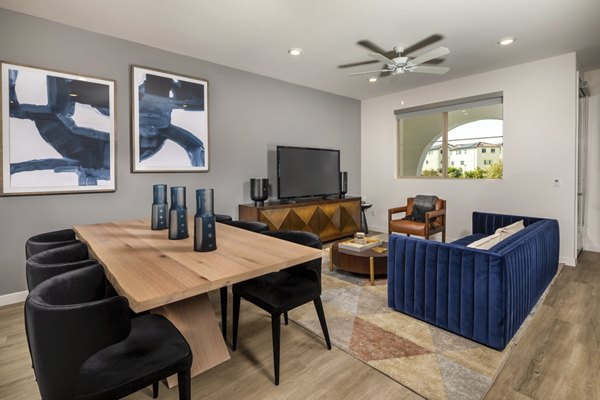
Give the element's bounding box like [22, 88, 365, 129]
[0, 292, 421, 400]
[486, 251, 600, 399]
[2, 251, 599, 399]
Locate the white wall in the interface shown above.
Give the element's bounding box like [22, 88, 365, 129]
[361, 53, 578, 265]
[583, 69, 600, 251]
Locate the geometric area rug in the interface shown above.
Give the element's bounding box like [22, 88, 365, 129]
[288, 247, 552, 400]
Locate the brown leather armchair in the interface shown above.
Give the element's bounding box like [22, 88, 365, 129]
[388, 197, 446, 242]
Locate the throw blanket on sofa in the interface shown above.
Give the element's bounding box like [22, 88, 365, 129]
[404, 195, 438, 222]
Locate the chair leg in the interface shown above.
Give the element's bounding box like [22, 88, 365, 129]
[232, 293, 241, 351]
[271, 313, 281, 385]
[283, 311, 288, 325]
[177, 369, 191, 400]
[220, 286, 227, 341]
[152, 381, 159, 399]
[314, 298, 332, 350]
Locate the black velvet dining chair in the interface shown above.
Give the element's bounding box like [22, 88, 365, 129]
[25, 242, 97, 291]
[231, 230, 331, 385]
[215, 214, 233, 223]
[25, 228, 80, 259]
[25, 264, 192, 400]
[219, 220, 270, 341]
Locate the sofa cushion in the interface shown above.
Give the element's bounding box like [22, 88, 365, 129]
[451, 233, 487, 247]
[495, 220, 524, 239]
[466, 220, 525, 250]
[467, 233, 502, 250]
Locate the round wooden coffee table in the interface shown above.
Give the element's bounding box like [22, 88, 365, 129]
[329, 242, 387, 285]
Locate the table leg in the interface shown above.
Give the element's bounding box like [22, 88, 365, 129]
[369, 257, 375, 286]
[329, 246, 334, 271]
[153, 293, 230, 388]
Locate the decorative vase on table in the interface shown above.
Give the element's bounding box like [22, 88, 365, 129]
[194, 188, 217, 252]
[339, 171, 348, 199]
[169, 186, 189, 240]
[250, 178, 269, 207]
[151, 184, 169, 230]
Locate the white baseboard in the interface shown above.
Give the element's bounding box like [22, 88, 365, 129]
[560, 256, 577, 267]
[0, 290, 28, 307]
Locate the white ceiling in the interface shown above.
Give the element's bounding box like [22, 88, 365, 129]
[2, 0, 600, 100]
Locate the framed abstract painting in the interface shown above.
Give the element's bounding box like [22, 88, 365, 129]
[1, 62, 116, 196]
[131, 66, 209, 172]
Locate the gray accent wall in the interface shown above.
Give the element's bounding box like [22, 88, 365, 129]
[0, 10, 361, 296]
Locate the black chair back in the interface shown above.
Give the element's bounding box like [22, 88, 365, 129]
[26, 229, 79, 259]
[261, 230, 322, 281]
[224, 220, 269, 233]
[215, 214, 233, 223]
[25, 264, 131, 400]
[26, 242, 96, 291]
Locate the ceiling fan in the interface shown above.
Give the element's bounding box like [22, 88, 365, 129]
[340, 35, 450, 78]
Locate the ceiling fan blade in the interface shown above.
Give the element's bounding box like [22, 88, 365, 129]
[409, 66, 450, 74]
[357, 40, 388, 55]
[379, 70, 392, 78]
[338, 60, 379, 69]
[423, 58, 445, 65]
[403, 34, 444, 55]
[348, 69, 390, 76]
[369, 52, 396, 65]
[407, 47, 450, 67]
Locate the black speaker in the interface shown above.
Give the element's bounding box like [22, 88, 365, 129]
[339, 171, 348, 199]
[250, 178, 269, 207]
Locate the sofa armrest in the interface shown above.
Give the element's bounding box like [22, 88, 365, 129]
[387, 234, 507, 349]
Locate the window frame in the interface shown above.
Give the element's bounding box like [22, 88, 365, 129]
[395, 92, 503, 179]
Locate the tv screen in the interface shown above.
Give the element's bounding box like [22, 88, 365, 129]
[277, 146, 340, 200]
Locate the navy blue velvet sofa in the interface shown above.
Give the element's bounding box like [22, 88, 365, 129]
[387, 211, 559, 350]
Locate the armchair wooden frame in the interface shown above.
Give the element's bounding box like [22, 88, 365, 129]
[388, 199, 447, 242]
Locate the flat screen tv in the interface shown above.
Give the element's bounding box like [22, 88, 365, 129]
[277, 146, 340, 200]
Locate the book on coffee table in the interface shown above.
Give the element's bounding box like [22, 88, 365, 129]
[338, 238, 382, 252]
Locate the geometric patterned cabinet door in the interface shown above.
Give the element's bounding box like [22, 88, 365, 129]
[239, 197, 361, 242]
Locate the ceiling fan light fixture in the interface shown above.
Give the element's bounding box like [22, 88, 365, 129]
[288, 48, 303, 56]
[368, 77, 377, 83]
[498, 37, 516, 46]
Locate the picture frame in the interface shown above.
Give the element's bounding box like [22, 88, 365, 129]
[131, 66, 209, 172]
[1, 62, 116, 196]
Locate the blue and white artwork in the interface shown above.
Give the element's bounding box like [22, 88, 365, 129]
[1, 63, 115, 195]
[132, 66, 209, 172]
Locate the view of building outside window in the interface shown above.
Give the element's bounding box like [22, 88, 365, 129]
[421, 118, 503, 179]
[398, 101, 503, 179]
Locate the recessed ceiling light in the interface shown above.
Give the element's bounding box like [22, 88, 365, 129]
[288, 48, 303, 56]
[368, 77, 377, 83]
[498, 37, 516, 46]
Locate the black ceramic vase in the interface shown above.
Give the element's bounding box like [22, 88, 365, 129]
[250, 178, 269, 207]
[339, 171, 348, 199]
[194, 189, 217, 252]
[169, 186, 189, 240]
[151, 184, 169, 230]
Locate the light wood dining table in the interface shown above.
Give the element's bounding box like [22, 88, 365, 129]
[73, 218, 322, 387]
